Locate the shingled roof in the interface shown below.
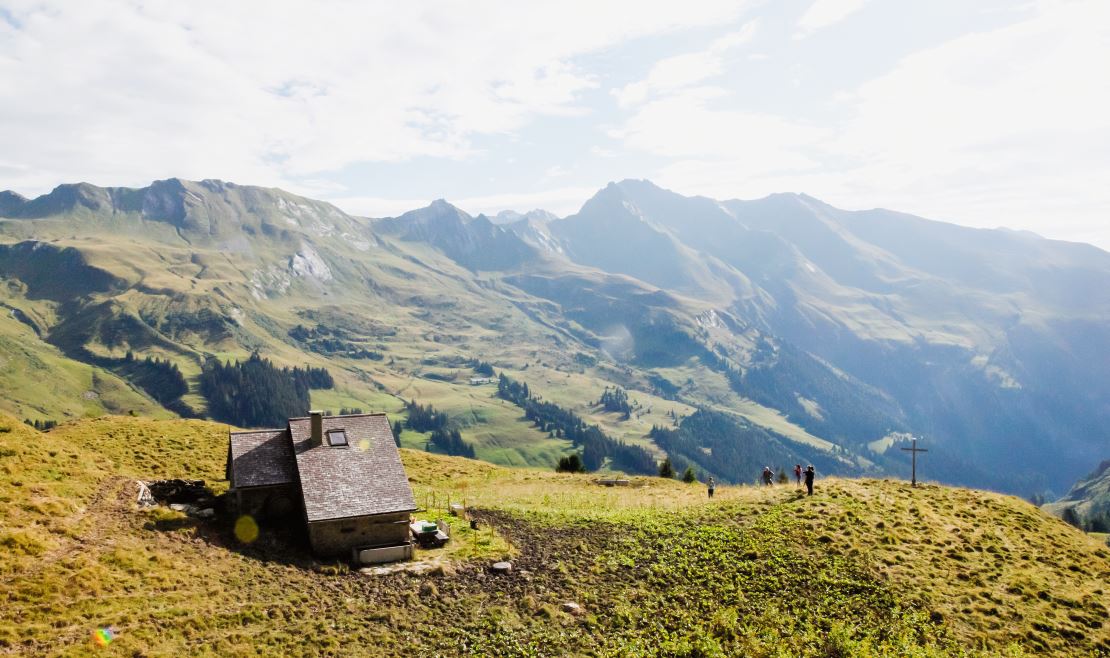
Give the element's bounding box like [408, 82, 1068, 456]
[228, 429, 296, 488]
[288, 413, 417, 522]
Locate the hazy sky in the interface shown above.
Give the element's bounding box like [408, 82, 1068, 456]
[1, 0, 1108, 247]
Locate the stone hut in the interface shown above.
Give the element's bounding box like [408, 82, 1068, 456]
[226, 411, 416, 559]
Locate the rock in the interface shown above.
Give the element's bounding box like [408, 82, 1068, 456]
[360, 567, 393, 576]
[169, 503, 190, 512]
[491, 561, 512, 574]
[135, 481, 155, 507]
[193, 508, 216, 519]
[562, 602, 582, 615]
[146, 479, 210, 504]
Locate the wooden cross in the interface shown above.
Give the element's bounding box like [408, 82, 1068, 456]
[900, 437, 928, 487]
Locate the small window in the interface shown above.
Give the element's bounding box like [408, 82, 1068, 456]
[326, 430, 348, 447]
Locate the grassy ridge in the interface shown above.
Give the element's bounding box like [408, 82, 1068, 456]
[1, 415, 1108, 656]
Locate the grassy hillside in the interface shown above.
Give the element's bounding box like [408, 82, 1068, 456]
[2, 414, 1107, 656]
[0, 307, 168, 423]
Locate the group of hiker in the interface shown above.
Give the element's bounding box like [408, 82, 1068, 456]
[769, 464, 816, 495]
[705, 464, 816, 499]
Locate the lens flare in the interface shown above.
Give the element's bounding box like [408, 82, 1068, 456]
[234, 514, 259, 543]
[357, 439, 371, 452]
[92, 627, 114, 646]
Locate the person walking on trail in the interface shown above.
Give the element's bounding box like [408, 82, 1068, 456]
[804, 465, 816, 496]
[794, 464, 802, 488]
[707, 477, 715, 499]
[762, 466, 774, 486]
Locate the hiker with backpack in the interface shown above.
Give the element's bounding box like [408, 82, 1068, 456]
[707, 477, 715, 499]
[804, 465, 815, 496]
[762, 466, 774, 486]
[794, 464, 802, 488]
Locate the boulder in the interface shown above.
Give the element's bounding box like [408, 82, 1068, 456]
[145, 479, 211, 504]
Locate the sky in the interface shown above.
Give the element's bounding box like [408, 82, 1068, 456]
[1, 0, 1108, 248]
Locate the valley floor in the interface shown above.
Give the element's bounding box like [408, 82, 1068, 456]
[1, 415, 1108, 657]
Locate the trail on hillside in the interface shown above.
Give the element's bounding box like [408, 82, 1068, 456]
[1, 475, 131, 589]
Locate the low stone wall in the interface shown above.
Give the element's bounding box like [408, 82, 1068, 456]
[308, 512, 410, 558]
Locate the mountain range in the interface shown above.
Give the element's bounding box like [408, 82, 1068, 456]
[1, 177, 1107, 497]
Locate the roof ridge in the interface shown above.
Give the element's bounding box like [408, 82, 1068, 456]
[287, 412, 388, 420]
[229, 427, 286, 435]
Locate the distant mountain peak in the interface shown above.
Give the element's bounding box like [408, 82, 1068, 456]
[491, 209, 559, 225]
[378, 197, 539, 271]
[394, 198, 472, 227]
[0, 190, 29, 216]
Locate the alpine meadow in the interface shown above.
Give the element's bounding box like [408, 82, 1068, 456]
[2, 1, 1110, 656]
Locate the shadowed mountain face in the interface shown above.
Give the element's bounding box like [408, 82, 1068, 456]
[1045, 460, 1110, 531]
[1, 177, 1108, 495]
[558, 181, 1110, 494]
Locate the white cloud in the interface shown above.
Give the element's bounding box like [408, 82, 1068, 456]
[0, 0, 749, 196]
[795, 0, 871, 38]
[710, 21, 759, 51]
[614, 52, 725, 108]
[616, 0, 1110, 249]
[611, 87, 825, 169]
[543, 165, 570, 180]
[612, 20, 757, 108]
[823, 0, 1110, 243]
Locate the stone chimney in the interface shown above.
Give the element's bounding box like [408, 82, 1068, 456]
[309, 410, 324, 446]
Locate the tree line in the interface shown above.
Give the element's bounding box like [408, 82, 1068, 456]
[398, 400, 476, 459]
[23, 418, 57, 431]
[599, 386, 633, 419]
[429, 428, 476, 459]
[470, 359, 495, 377]
[199, 353, 334, 428]
[404, 400, 450, 433]
[121, 352, 188, 404]
[498, 373, 656, 475]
